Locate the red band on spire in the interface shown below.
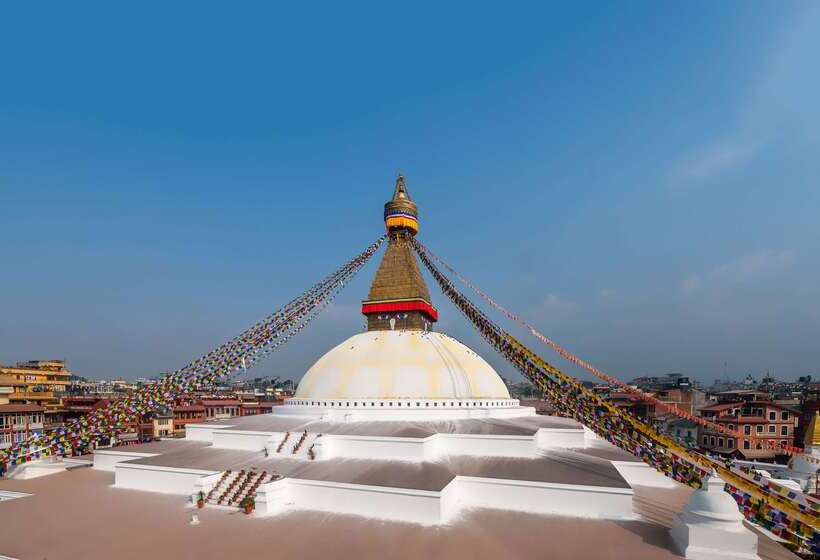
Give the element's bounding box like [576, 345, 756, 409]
[361, 300, 438, 322]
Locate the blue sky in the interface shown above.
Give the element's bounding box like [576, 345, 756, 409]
[1, 2, 818, 384]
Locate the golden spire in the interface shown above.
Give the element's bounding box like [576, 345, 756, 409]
[361, 175, 437, 331]
[384, 174, 419, 236]
[805, 411, 820, 447]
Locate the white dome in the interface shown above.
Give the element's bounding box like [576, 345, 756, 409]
[294, 331, 511, 400]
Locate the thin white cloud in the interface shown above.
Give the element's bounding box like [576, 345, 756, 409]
[712, 249, 796, 281]
[682, 249, 796, 293]
[539, 293, 578, 323]
[598, 288, 616, 300]
[671, 4, 820, 186]
[674, 137, 760, 184]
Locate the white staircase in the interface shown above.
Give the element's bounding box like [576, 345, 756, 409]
[268, 431, 322, 459]
[206, 469, 281, 508]
[206, 470, 241, 506]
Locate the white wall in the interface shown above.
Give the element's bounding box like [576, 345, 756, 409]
[321, 435, 427, 461]
[211, 430, 278, 451]
[93, 450, 158, 472]
[444, 477, 634, 522]
[255, 478, 442, 524]
[253, 475, 634, 524]
[439, 434, 535, 457]
[319, 431, 574, 462]
[114, 463, 218, 495]
[611, 461, 679, 489]
[536, 428, 586, 450]
[184, 424, 233, 442]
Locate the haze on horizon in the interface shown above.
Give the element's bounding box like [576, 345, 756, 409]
[1, 3, 818, 385]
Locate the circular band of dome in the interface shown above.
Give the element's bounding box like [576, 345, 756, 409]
[385, 213, 418, 235]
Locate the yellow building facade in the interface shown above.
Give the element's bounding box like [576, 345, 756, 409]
[0, 360, 72, 409]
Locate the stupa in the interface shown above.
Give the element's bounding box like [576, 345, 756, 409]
[0, 177, 790, 560]
[289, 175, 517, 417]
[82, 176, 674, 523]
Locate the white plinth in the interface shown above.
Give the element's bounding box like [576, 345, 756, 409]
[670, 474, 759, 560]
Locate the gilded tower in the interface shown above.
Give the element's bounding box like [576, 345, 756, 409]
[360, 175, 438, 331]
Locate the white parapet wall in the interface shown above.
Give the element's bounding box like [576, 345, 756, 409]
[321, 434, 427, 461]
[184, 424, 233, 443]
[93, 450, 159, 472]
[115, 463, 218, 495]
[8, 461, 68, 480]
[438, 433, 536, 457]
[536, 428, 586, 449]
[612, 461, 679, 489]
[442, 477, 634, 522]
[279, 428, 586, 462]
[253, 475, 634, 524]
[211, 429, 280, 451]
[259, 478, 442, 524]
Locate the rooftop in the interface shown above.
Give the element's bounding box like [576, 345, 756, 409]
[0, 468, 799, 560]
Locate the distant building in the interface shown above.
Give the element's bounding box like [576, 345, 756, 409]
[712, 389, 769, 403]
[239, 401, 276, 416]
[0, 404, 45, 450]
[151, 410, 174, 439]
[0, 360, 72, 409]
[0, 374, 25, 405]
[201, 399, 241, 420]
[172, 404, 206, 435]
[659, 417, 700, 448]
[629, 373, 692, 391]
[699, 401, 799, 461]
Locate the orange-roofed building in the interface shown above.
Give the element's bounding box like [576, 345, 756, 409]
[698, 400, 799, 460]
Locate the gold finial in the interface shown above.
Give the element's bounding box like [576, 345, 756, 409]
[806, 411, 820, 447]
[392, 173, 410, 201]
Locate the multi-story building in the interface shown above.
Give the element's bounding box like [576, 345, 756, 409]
[0, 374, 26, 405]
[172, 404, 206, 435]
[698, 401, 799, 461]
[0, 404, 45, 450]
[239, 401, 276, 416]
[151, 411, 174, 439]
[201, 399, 241, 420]
[0, 360, 73, 409]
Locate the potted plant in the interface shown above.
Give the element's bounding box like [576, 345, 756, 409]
[197, 491, 205, 509]
[241, 495, 255, 514]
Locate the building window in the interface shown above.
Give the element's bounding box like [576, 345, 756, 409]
[727, 439, 734, 449]
[743, 425, 751, 435]
[703, 436, 708, 445]
[768, 411, 776, 421]
[781, 411, 789, 421]
[768, 425, 775, 434]
[710, 436, 716, 446]
[781, 425, 788, 436]
[718, 437, 724, 447]
[743, 440, 751, 449]
[756, 425, 763, 434]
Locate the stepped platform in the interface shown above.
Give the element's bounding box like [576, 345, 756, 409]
[87, 413, 656, 525]
[114, 444, 630, 491]
[0, 468, 799, 560]
[207, 413, 582, 437]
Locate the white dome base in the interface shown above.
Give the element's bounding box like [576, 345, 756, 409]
[282, 397, 531, 422]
